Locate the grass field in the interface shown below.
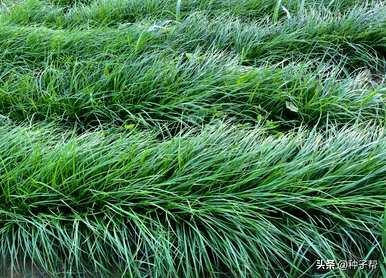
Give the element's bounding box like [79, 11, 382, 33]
[0, 0, 385, 277]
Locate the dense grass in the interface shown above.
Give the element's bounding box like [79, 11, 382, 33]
[0, 0, 385, 276]
[175, 9, 386, 70]
[1, 4, 385, 71]
[0, 13, 385, 129]
[1, 0, 381, 27]
[0, 50, 384, 129]
[0, 122, 385, 276]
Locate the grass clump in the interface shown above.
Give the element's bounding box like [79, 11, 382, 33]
[174, 7, 386, 70]
[0, 50, 384, 130]
[1, 4, 385, 71]
[2, 0, 382, 27]
[0, 122, 385, 276]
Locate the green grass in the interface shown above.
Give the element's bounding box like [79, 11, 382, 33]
[0, 49, 385, 130]
[1, 3, 385, 70]
[0, 18, 384, 129]
[0, 0, 385, 276]
[0, 122, 385, 276]
[175, 9, 386, 70]
[2, 0, 381, 27]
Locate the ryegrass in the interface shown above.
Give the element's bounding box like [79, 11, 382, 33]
[0, 122, 385, 276]
[2, 0, 381, 27]
[174, 8, 386, 70]
[0, 16, 384, 129]
[1, 4, 385, 70]
[0, 50, 384, 130]
[0, 0, 385, 276]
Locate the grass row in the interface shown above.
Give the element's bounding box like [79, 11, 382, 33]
[1, 0, 380, 27]
[175, 9, 386, 69]
[0, 122, 385, 276]
[0, 5, 385, 130]
[0, 49, 384, 130]
[1, 5, 385, 70]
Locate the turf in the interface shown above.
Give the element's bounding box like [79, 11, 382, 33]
[0, 0, 385, 277]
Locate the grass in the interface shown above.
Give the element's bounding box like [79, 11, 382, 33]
[2, 0, 381, 27]
[0, 19, 384, 129]
[174, 9, 386, 70]
[1, 3, 385, 72]
[0, 50, 385, 130]
[0, 122, 385, 276]
[0, 0, 385, 276]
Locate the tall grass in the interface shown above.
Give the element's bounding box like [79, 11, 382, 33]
[0, 0, 385, 276]
[1, 0, 380, 27]
[173, 8, 386, 70]
[0, 122, 385, 276]
[0, 6, 385, 129]
[0, 50, 384, 129]
[1, 4, 384, 70]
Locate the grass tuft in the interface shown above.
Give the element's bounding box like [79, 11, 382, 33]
[0, 122, 385, 276]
